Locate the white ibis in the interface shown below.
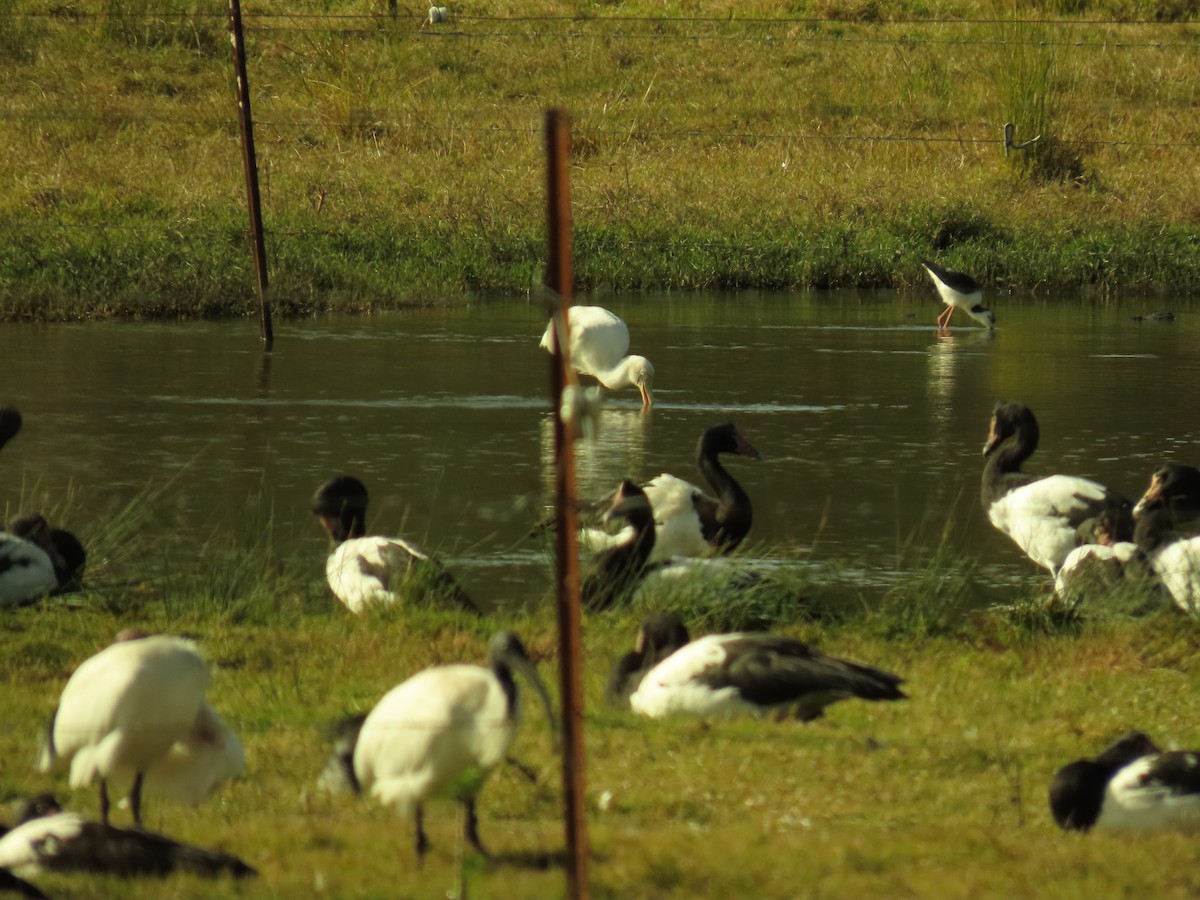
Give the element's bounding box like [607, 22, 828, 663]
[38, 633, 242, 827]
[311, 476, 480, 615]
[350, 631, 555, 861]
[583, 422, 763, 565]
[0, 407, 21, 454]
[981, 402, 1133, 573]
[539, 305, 654, 407]
[1049, 731, 1200, 832]
[0, 793, 256, 879]
[619, 612, 906, 720]
[921, 259, 995, 330]
[581, 480, 656, 612]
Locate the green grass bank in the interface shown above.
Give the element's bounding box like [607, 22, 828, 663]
[3, 1, 1200, 320]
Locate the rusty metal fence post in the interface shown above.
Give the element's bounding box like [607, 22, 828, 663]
[545, 108, 590, 899]
[227, 0, 273, 348]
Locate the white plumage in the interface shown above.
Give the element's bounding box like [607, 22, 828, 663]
[988, 475, 1117, 573]
[312, 476, 479, 615]
[981, 402, 1133, 574]
[351, 632, 554, 860]
[540, 305, 654, 407]
[39, 634, 241, 826]
[1054, 540, 1144, 598]
[624, 614, 906, 721]
[1147, 536, 1200, 615]
[0, 532, 57, 608]
[0, 811, 87, 877]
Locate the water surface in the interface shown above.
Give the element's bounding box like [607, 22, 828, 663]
[2, 291, 1197, 611]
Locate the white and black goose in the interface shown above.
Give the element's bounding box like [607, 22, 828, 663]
[1131, 509, 1200, 617]
[312, 476, 480, 615]
[618, 612, 907, 721]
[1054, 510, 1152, 600]
[0, 529, 57, 609]
[540, 304, 654, 408]
[981, 402, 1134, 573]
[921, 259, 995, 330]
[1050, 731, 1200, 832]
[585, 422, 763, 564]
[7, 515, 87, 598]
[0, 793, 255, 879]
[581, 480, 657, 612]
[347, 632, 555, 861]
[39, 632, 243, 827]
[1133, 463, 1200, 529]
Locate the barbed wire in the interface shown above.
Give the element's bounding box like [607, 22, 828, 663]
[1, 110, 1198, 152]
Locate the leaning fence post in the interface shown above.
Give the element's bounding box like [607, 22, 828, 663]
[227, 0, 273, 348]
[545, 107, 590, 900]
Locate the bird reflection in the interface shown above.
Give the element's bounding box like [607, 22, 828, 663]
[926, 329, 994, 425]
[539, 407, 650, 503]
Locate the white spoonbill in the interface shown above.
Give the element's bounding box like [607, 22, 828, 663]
[38, 633, 242, 827]
[540, 305, 654, 407]
[920, 258, 995, 330]
[0, 793, 256, 879]
[312, 476, 480, 615]
[351, 631, 555, 861]
[1049, 731, 1200, 832]
[620, 613, 907, 721]
[981, 402, 1133, 573]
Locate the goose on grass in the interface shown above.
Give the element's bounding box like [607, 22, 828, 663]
[616, 612, 907, 721]
[312, 476, 480, 615]
[539, 305, 654, 407]
[1050, 731, 1200, 833]
[981, 401, 1133, 573]
[581, 480, 657, 612]
[349, 632, 555, 862]
[0, 793, 255, 879]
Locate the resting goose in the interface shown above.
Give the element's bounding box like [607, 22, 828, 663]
[0, 793, 255, 879]
[981, 402, 1133, 573]
[920, 259, 995, 330]
[8, 515, 87, 597]
[39, 632, 242, 827]
[605, 611, 692, 705]
[581, 480, 656, 612]
[620, 612, 907, 720]
[311, 476, 480, 615]
[1131, 506, 1200, 616]
[539, 305, 654, 407]
[1054, 511, 1152, 600]
[0, 532, 57, 609]
[1050, 731, 1200, 832]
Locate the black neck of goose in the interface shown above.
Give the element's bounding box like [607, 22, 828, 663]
[336, 509, 367, 543]
[981, 419, 1039, 506]
[627, 507, 656, 563]
[698, 445, 752, 541]
[1134, 509, 1174, 554]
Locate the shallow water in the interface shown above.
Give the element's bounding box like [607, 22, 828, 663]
[2, 290, 1198, 611]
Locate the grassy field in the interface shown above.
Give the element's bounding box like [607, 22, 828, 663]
[3, 1, 1200, 317]
[4, 499, 1200, 898]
